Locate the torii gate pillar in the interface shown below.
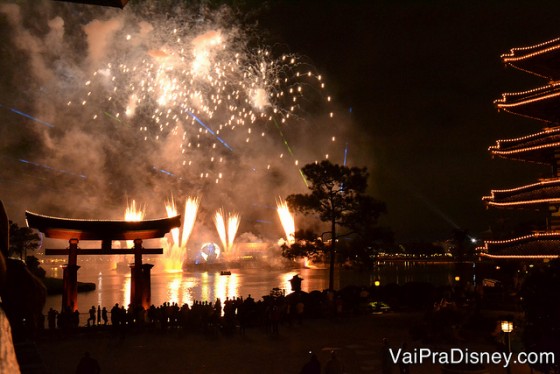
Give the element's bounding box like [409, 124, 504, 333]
[62, 238, 80, 312]
[141, 263, 154, 308]
[129, 239, 153, 309]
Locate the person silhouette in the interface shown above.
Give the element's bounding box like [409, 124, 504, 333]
[300, 351, 321, 374]
[101, 307, 108, 325]
[382, 338, 393, 374]
[325, 350, 343, 374]
[87, 306, 96, 327]
[75, 351, 100, 374]
[290, 274, 303, 292]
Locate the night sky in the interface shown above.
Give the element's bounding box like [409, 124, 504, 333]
[257, 0, 560, 241]
[2, 0, 560, 243]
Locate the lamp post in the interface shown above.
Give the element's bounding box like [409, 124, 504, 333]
[501, 320, 513, 374]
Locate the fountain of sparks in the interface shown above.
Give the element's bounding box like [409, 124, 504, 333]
[165, 197, 181, 246]
[125, 199, 145, 251]
[125, 199, 145, 222]
[276, 197, 315, 268]
[181, 197, 200, 248]
[213, 209, 240, 261]
[162, 196, 200, 272]
[276, 198, 295, 246]
[214, 209, 228, 255]
[227, 212, 240, 256]
[116, 200, 146, 271]
[115, 196, 293, 271]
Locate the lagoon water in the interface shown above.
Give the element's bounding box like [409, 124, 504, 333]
[43, 260, 456, 314]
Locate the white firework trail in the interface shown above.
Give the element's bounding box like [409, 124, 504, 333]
[276, 197, 295, 245]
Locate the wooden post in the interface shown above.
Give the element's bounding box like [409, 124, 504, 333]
[62, 238, 80, 312]
[130, 238, 144, 308]
[141, 264, 154, 309]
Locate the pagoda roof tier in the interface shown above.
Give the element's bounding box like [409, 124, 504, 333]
[489, 126, 560, 164]
[495, 83, 560, 123]
[501, 37, 560, 80]
[478, 232, 560, 260]
[483, 178, 560, 208]
[25, 211, 181, 240]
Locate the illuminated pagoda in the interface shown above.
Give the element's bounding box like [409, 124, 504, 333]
[480, 37, 560, 260]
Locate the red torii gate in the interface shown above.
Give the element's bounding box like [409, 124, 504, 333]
[25, 211, 181, 312]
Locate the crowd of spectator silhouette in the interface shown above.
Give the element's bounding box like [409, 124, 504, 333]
[38, 283, 392, 337]
[41, 289, 316, 336]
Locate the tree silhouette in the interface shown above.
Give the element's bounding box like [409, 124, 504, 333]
[25, 255, 46, 279]
[286, 160, 387, 290]
[8, 221, 41, 260]
[280, 229, 326, 261]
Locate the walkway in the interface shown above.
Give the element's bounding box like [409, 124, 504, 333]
[33, 312, 538, 373]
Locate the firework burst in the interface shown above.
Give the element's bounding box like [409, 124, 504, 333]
[65, 4, 340, 188]
[0, 2, 350, 247]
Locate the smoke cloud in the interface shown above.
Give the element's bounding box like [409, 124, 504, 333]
[0, 0, 353, 249]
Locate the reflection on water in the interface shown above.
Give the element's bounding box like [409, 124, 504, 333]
[160, 271, 238, 307]
[372, 261, 458, 286]
[97, 273, 102, 307]
[43, 261, 455, 313]
[123, 275, 131, 308]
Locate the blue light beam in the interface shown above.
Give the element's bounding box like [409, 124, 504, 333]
[0, 104, 54, 128]
[185, 110, 233, 151]
[19, 159, 87, 179]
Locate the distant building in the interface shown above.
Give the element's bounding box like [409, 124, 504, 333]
[480, 37, 560, 260]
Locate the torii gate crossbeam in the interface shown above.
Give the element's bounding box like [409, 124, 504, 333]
[25, 211, 181, 312]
